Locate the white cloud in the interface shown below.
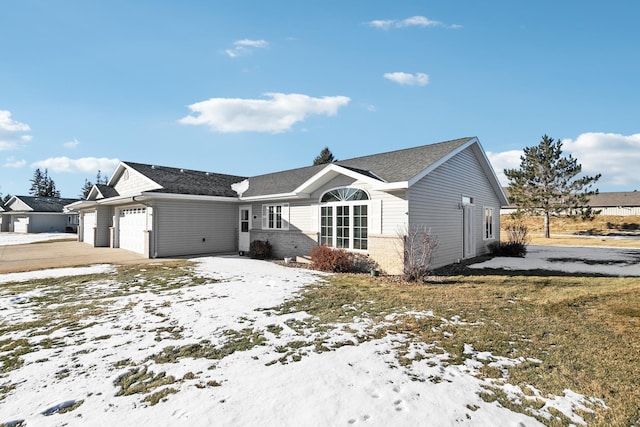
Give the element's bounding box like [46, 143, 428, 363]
[368, 15, 461, 30]
[561, 132, 640, 189]
[487, 132, 640, 190]
[384, 72, 429, 86]
[486, 150, 523, 186]
[3, 156, 26, 168]
[31, 157, 120, 174]
[225, 39, 269, 58]
[0, 110, 32, 151]
[179, 93, 351, 133]
[64, 138, 79, 148]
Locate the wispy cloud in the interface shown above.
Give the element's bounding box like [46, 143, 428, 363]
[368, 15, 461, 30]
[0, 110, 32, 151]
[384, 72, 429, 86]
[225, 39, 269, 58]
[487, 132, 640, 190]
[31, 157, 120, 174]
[179, 93, 350, 133]
[63, 138, 79, 148]
[3, 156, 26, 168]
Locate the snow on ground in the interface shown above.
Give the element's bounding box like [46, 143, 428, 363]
[469, 245, 640, 276]
[0, 232, 76, 246]
[0, 256, 604, 426]
[0, 264, 115, 285]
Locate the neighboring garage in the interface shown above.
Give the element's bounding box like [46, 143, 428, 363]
[83, 211, 96, 245]
[13, 216, 29, 233]
[118, 206, 148, 254]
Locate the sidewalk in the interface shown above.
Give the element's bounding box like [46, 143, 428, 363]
[0, 241, 160, 274]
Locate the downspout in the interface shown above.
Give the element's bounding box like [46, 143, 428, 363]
[133, 196, 158, 258]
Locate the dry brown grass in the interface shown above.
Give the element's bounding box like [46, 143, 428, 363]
[282, 272, 640, 426]
[501, 215, 640, 248]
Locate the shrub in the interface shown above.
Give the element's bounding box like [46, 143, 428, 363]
[397, 224, 439, 282]
[310, 245, 352, 272]
[249, 240, 272, 259]
[488, 241, 527, 257]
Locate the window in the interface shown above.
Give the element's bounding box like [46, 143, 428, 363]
[320, 188, 369, 250]
[484, 207, 494, 239]
[262, 204, 289, 230]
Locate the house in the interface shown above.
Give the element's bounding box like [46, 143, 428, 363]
[501, 189, 640, 216]
[0, 196, 80, 233]
[67, 137, 508, 274]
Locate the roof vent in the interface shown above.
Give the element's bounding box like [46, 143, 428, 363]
[180, 169, 184, 173]
[151, 165, 156, 169]
[205, 172, 210, 176]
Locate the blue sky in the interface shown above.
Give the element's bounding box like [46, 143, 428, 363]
[1, 1, 639, 199]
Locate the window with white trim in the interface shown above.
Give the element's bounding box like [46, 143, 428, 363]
[320, 188, 369, 250]
[262, 203, 289, 230]
[484, 207, 494, 239]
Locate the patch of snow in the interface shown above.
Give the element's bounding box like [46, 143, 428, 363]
[0, 232, 75, 246]
[0, 256, 603, 426]
[0, 264, 115, 284]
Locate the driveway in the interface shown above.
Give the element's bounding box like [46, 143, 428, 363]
[0, 240, 159, 274]
[469, 245, 640, 277]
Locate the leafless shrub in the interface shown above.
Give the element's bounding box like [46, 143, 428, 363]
[398, 224, 439, 282]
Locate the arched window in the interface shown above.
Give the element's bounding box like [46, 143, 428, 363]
[320, 187, 369, 250]
[321, 188, 369, 203]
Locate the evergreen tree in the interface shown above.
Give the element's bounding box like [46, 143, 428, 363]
[29, 168, 60, 197]
[313, 147, 337, 165]
[505, 135, 601, 238]
[80, 170, 108, 199]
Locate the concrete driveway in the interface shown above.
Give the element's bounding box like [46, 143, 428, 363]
[0, 241, 161, 273]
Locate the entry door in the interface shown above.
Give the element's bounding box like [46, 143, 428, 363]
[238, 205, 251, 253]
[463, 203, 476, 258]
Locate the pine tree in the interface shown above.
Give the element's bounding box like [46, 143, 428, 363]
[29, 168, 60, 197]
[80, 170, 109, 199]
[313, 147, 337, 165]
[505, 135, 601, 238]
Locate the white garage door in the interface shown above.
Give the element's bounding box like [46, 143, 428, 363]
[14, 216, 29, 233]
[83, 211, 96, 245]
[119, 207, 147, 254]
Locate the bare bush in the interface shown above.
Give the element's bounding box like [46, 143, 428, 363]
[398, 224, 439, 282]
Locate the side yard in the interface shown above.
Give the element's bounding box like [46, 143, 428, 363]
[1, 253, 639, 426]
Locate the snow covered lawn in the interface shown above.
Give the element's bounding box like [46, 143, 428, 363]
[0, 232, 76, 246]
[0, 257, 607, 426]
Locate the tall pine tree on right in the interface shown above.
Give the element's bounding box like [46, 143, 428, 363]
[504, 135, 601, 238]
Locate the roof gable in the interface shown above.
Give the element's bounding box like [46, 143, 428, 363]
[122, 161, 248, 197]
[5, 196, 80, 213]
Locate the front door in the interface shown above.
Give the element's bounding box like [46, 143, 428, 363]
[463, 203, 476, 258]
[238, 205, 251, 253]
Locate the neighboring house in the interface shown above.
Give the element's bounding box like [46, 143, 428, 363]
[501, 189, 640, 216]
[67, 137, 507, 274]
[1, 196, 80, 233]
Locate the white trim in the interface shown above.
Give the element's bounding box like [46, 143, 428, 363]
[261, 203, 290, 231]
[483, 206, 496, 240]
[240, 192, 305, 202]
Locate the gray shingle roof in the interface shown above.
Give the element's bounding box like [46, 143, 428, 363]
[10, 196, 80, 212]
[124, 161, 248, 197]
[94, 184, 119, 199]
[242, 137, 474, 197]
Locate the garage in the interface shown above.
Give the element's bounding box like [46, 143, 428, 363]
[13, 216, 29, 233]
[83, 211, 96, 245]
[119, 207, 147, 254]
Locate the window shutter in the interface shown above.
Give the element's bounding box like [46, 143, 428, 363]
[262, 205, 268, 229]
[282, 203, 290, 231]
[369, 199, 382, 234]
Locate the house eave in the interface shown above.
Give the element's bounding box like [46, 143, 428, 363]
[239, 192, 310, 202]
[372, 181, 409, 191]
[136, 192, 240, 202]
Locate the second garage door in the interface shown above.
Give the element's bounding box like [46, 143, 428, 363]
[119, 207, 147, 254]
[83, 211, 96, 245]
[13, 216, 29, 233]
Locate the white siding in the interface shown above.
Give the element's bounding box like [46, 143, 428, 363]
[409, 146, 501, 268]
[6, 199, 31, 211]
[114, 167, 162, 196]
[154, 200, 237, 257]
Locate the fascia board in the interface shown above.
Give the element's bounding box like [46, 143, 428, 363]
[137, 192, 240, 203]
[239, 192, 309, 202]
[294, 164, 382, 195]
[372, 181, 409, 191]
[65, 200, 99, 211]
